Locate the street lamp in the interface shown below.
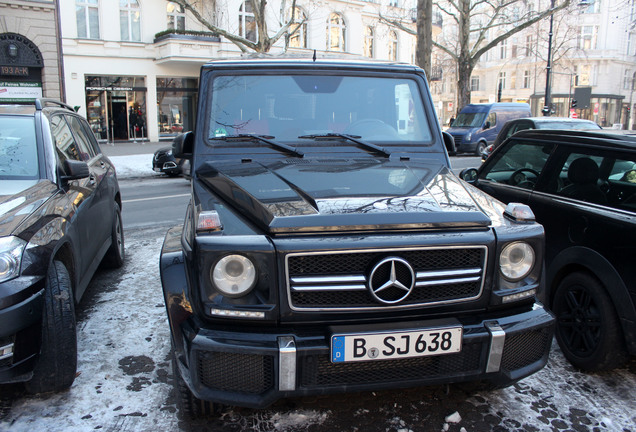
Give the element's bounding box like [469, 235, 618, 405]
[542, 0, 556, 116]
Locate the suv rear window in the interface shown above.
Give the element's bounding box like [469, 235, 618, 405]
[0, 116, 39, 179]
[207, 74, 433, 144]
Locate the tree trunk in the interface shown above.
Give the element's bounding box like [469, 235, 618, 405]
[415, 0, 432, 78]
[456, 0, 472, 111]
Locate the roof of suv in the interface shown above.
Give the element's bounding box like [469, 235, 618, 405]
[203, 55, 422, 73]
[512, 129, 636, 150]
[0, 99, 76, 116]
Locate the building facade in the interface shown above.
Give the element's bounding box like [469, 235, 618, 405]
[60, 0, 418, 143]
[0, 0, 63, 102]
[431, 0, 636, 129]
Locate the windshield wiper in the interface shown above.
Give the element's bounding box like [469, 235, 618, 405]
[210, 134, 304, 158]
[298, 133, 391, 158]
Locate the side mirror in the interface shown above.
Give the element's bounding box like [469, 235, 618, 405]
[442, 131, 456, 156]
[483, 121, 491, 130]
[60, 159, 90, 181]
[459, 168, 479, 183]
[173, 131, 194, 159]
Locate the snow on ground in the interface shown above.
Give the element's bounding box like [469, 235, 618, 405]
[109, 154, 160, 179]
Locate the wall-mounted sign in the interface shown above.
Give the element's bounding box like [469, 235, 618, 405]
[0, 81, 42, 101]
[1, 66, 29, 76]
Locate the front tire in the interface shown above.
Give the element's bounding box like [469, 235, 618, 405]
[172, 342, 216, 419]
[552, 272, 628, 371]
[25, 261, 77, 394]
[475, 141, 487, 156]
[102, 202, 125, 268]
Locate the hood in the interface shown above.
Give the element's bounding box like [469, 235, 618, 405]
[0, 180, 56, 237]
[197, 158, 492, 234]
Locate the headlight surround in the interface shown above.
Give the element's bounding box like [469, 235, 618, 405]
[465, 132, 472, 141]
[210, 254, 257, 297]
[499, 241, 535, 281]
[0, 236, 27, 283]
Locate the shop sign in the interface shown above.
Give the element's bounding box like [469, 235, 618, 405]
[1, 66, 29, 76]
[86, 86, 134, 91]
[0, 81, 42, 101]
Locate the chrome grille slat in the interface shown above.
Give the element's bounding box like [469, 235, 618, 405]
[286, 246, 487, 311]
[415, 276, 481, 287]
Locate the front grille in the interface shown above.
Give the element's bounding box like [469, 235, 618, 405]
[501, 328, 552, 372]
[300, 343, 482, 387]
[287, 247, 486, 310]
[197, 351, 274, 394]
[450, 134, 464, 147]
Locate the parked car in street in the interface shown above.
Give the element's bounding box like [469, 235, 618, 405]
[152, 146, 190, 177]
[0, 99, 124, 393]
[461, 129, 636, 371]
[160, 57, 555, 418]
[447, 102, 531, 155]
[481, 117, 601, 161]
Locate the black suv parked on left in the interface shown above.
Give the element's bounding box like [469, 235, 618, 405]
[0, 99, 124, 393]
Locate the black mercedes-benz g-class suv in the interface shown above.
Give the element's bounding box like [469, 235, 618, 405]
[0, 99, 124, 393]
[160, 57, 555, 417]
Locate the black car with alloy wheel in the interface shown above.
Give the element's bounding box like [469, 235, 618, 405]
[0, 99, 124, 393]
[461, 129, 636, 371]
[153, 146, 190, 177]
[160, 57, 555, 418]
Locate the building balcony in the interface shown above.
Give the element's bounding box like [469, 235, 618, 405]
[153, 31, 221, 64]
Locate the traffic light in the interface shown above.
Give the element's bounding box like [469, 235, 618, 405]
[571, 99, 578, 108]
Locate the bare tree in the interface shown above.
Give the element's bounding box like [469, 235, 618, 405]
[169, 0, 302, 53]
[383, 0, 571, 109]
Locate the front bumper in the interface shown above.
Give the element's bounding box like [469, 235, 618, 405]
[0, 284, 44, 383]
[174, 304, 555, 409]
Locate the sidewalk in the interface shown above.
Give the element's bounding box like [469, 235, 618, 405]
[99, 139, 171, 157]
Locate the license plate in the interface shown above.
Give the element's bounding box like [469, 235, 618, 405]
[331, 327, 462, 363]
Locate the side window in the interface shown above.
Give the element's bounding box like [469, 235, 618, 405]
[50, 115, 81, 162]
[67, 115, 97, 161]
[481, 140, 551, 189]
[552, 151, 606, 205]
[486, 112, 496, 128]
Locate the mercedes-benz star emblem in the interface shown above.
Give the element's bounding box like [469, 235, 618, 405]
[368, 257, 415, 304]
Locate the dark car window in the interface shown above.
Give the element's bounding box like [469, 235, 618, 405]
[0, 116, 39, 179]
[50, 115, 82, 162]
[546, 149, 636, 210]
[481, 140, 552, 189]
[67, 115, 97, 161]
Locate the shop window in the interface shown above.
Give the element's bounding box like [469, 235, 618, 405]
[157, 78, 198, 137]
[120, 0, 141, 42]
[326, 13, 346, 52]
[287, 7, 307, 48]
[239, 2, 257, 42]
[76, 0, 100, 39]
[167, 2, 186, 30]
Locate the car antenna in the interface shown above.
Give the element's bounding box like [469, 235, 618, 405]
[313, 49, 316, 62]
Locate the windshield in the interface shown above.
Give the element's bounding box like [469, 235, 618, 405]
[452, 112, 486, 128]
[0, 116, 39, 179]
[207, 74, 432, 144]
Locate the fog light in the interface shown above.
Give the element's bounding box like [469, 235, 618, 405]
[210, 308, 265, 319]
[502, 289, 536, 303]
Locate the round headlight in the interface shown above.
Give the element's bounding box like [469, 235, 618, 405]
[500, 242, 535, 281]
[211, 255, 256, 297]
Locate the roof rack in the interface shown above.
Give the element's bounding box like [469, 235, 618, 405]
[34, 98, 75, 112]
